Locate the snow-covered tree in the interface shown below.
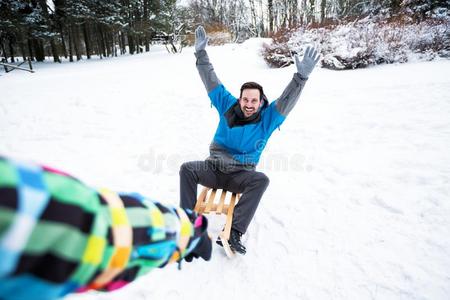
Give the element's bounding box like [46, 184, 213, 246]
[401, 0, 450, 21]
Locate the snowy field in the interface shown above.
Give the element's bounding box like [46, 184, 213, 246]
[1, 40, 450, 300]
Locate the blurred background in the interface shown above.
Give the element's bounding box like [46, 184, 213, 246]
[1, 0, 448, 71]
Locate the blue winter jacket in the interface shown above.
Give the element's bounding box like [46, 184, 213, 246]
[195, 50, 308, 173]
[208, 84, 285, 165]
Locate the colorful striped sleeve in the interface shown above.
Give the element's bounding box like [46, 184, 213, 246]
[0, 156, 208, 300]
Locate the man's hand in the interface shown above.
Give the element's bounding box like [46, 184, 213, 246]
[195, 26, 208, 52]
[295, 46, 320, 79]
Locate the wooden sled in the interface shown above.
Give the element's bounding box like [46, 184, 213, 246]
[194, 187, 241, 258]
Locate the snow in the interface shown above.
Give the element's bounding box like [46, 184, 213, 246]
[1, 40, 450, 300]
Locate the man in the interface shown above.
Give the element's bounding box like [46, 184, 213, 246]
[180, 26, 319, 255]
[0, 155, 211, 300]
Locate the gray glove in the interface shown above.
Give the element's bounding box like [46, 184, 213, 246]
[195, 26, 208, 53]
[295, 46, 320, 79]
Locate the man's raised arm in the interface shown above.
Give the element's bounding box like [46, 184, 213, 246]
[194, 26, 237, 114]
[275, 46, 320, 116]
[194, 26, 221, 93]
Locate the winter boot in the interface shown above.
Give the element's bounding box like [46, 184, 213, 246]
[216, 228, 246, 255]
[229, 228, 246, 254]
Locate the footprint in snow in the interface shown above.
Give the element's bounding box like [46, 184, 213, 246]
[275, 241, 290, 255]
[269, 215, 286, 228]
[372, 196, 403, 215]
[164, 290, 181, 299]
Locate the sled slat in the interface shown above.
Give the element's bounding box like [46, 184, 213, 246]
[204, 189, 216, 213]
[217, 190, 227, 214]
[194, 187, 209, 213]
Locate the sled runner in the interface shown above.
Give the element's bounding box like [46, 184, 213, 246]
[194, 187, 241, 258]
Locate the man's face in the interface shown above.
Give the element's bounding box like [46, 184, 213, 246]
[239, 88, 262, 118]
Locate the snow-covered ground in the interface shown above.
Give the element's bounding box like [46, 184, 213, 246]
[1, 40, 450, 300]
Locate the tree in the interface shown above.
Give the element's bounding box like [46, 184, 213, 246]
[401, 0, 449, 21]
[320, 0, 326, 23]
[268, 0, 274, 33]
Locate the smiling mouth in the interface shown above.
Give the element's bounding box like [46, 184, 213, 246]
[244, 107, 254, 113]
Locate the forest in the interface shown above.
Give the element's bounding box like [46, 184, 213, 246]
[0, 0, 448, 68]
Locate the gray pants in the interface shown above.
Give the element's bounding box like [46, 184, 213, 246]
[179, 161, 269, 234]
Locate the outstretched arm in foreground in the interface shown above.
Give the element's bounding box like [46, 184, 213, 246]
[0, 155, 211, 300]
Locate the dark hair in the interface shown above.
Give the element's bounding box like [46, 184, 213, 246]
[240, 82, 264, 101]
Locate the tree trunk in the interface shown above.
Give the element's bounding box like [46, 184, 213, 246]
[117, 31, 123, 54]
[144, 0, 150, 52]
[301, 0, 307, 25]
[139, 36, 144, 53]
[54, 0, 67, 59]
[109, 31, 113, 57]
[136, 35, 140, 54]
[50, 38, 61, 62]
[128, 33, 135, 55]
[19, 36, 27, 62]
[290, 0, 298, 27]
[103, 28, 110, 57]
[59, 24, 68, 58]
[106, 31, 110, 57]
[33, 39, 45, 62]
[37, 0, 60, 62]
[258, 0, 265, 36]
[27, 38, 34, 61]
[1, 38, 8, 62]
[320, 0, 326, 23]
[108, 30, 113, 57]
[8, 37, 15, 63]
[282, 0, 288, 28]
[268, 0, 274, 34]
[136, 37, 140, 54]
[119, 31, 126, 54]
[98, 25, 107, 57]
[68, 25, 74, 62]
[145, 35, 149, 52]
[93, 27, 101, 58]
[110, 30, 114, 56]
[249, 0, 258, 36]
[82, 22, 91, 59]
[294, 0, 299, 26]
[72, 25, 82, 61]
[309, 0, 315, 24]
[338, 0, 346, 18]
[112, 31, 117, 57]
